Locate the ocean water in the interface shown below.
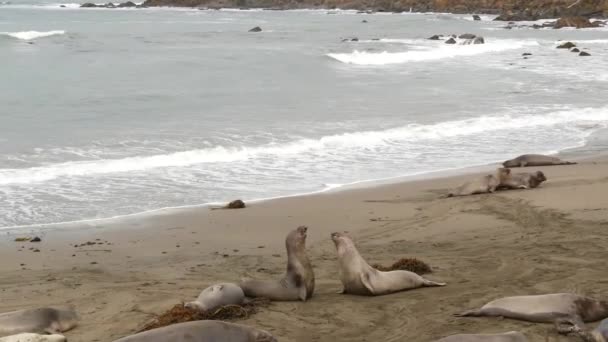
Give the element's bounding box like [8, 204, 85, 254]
[1, 2, 608, 228]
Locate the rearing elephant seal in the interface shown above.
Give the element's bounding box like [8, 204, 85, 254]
[331, 232, 445, 296]
[435, 331, 528, 342]
[239, 226, 314, 301]
[185, 283, 246, 312]
[498, 171, 546, 190]
[0, 307, 78, 337]
[112, 321, 277, 342]
[0, 334, 66, 342]
[503, 154, 576, 168]
[455, 293, 608, 334]
[447, 168, 510, 197]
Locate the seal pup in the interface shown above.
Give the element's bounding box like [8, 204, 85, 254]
[239, 226, 314, 301]
[503, 154, 576, 168]
[455, 293, 608, 334]
[498, 171, 546, 190]
[0, 307, 78, 337]
[184, 283, 246, 312]
[447, 168, 510, 197]
[113, 320, 276, 342]
[330, 232, 445, 296]
[0, 334, 66, 342]
[435, 331, 528, 342]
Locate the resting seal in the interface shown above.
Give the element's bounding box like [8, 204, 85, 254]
[239, 226, 314, 301]
[331, 232, 445, 296]
[503, 154, 576, 168]
[447, 168, 510, 197]
[0, 308, 78, 337]
[0, 334, 66, 342]
[498, 171, 546, 190]
[113, 321, 276, 342]
[185, 283, 245, 312]
[455, 293, 608, 334]
[435, 331, 528, 342]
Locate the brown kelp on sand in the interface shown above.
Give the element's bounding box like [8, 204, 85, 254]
[372, 258, 432, 275]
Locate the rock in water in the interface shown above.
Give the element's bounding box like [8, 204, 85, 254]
[118, 1, 136, 7]
[472, 15, 481, 21]
[554, 16, 594, 29]
[473, 36, 484, 44]
[80, 2, 97, 7]
[226, 200, 246, 209]
[458, 33, 476, 39]
[556, 41, 576, 49]
[445, 38, 456, 44]
[579, 51, 591, 56]
[103, 2, 116, 7]
[571, 48, 580, 52]
[248, 26, 262, 32]
[361, 20, 367, 23]
[428, 35, 441, 40]
[522, 52, 532, 56]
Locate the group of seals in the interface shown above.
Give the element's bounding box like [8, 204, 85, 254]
[113, 321, 276, 342]
[447, 168, 511, 197]
[0, 308, 78, 338]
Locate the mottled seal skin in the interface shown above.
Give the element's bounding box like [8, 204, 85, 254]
[239, 226, 314, 301]
[0, 308, 78, 337]
[447, 168, 511, 197]
[455, 293, 608, 334]
[331, 232, 445, 296]
[113, 320, 276, 342]
[503, 154, 576, 168]
[0, 334, 66, 342]
[435, 331, 528, 342]
[499, 171, 546, 190]
[184, 283, 245, 312]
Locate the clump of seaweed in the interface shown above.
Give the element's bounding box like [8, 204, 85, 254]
[139, 298, 270, 332]
[372, 257, 432, 275]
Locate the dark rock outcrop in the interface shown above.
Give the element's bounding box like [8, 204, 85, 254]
[118, 1, 137, 6]
[248, 26, 262, 32]
[104, 2, 116, 7]
[473, 14, 481, 20]
[428, 34, 441, 40]
[80, 2, 97, 7]
[226, 199, 246, 209]
[458, 33, 476, 39]
[556, 41, 576, 49]
[473, 36, 484, 44]
[445, 37, 456, 44]
[579, 51, 591, 56]
[571, 48, 580, 52]
[522, 52, 532, 56]
[554, 16, 594, 28]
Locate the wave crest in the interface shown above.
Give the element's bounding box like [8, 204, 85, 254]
[0, 30, 66, 40]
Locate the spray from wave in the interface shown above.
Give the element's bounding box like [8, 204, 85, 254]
[1, 105, 607, 186]
[0, 30, 66, 40]
[327, 40, 539, 65]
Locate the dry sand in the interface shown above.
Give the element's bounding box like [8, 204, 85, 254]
[1, 156, 607, 341]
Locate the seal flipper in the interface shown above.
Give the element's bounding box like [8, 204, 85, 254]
[555, 315, 585, 335]
[454, 309, 484, 317]
[298, 285, 307, 301]
[360, 271, 375, 295]
[422, 278, 446, 287]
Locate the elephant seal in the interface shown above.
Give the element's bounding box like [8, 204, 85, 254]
[435, 331, 528, 342]
[0, 334, 66, 342]
[113, 321, 276, 342]
[447, 168, 510, 197]
[239, 226, 314, 301]
[588, 318, 608, 341]
[0, 307, 78, 337]
[455, 293, 608, 334]
[498, 171, 546, 190]
[503, 154, 576, 168]
[330, 232, 445, 296]
[185, 283, 246, 312]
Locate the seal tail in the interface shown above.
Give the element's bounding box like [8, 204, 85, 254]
[453, 309, 483, 317]
[422, 279, 446, 287]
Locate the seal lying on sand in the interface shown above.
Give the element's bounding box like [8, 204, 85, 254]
[0, 334, 66, 342]
[185, 283, 246, 312]
[239, 226, 315, 301]
[0, 308, 78, 337]
[113, 321, 276, 342]
[503, 154, 576, 168]
[435, 331, 528, 342]
[331, 232, 445, 296]
[447, 168, 510, 197]
[455, 293, 608, 334]
[498, 171, 546, 190]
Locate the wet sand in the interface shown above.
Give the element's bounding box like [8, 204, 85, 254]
[1, 156, 607, 341]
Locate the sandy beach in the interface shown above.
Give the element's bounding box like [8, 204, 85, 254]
[1, 155, 607, 341]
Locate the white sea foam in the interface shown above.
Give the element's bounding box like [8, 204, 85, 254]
[327, 39, 539, 65]
[1, 105, 606, 186]
[0, 30, 65, 40]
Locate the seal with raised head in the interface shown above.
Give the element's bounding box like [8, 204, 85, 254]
[447, 168, 510, 197]
[503, 154, 576, 168]
[184, 283, 245, 312]
[435, 331, 528, 342]
[330, 232, 445, 296]
[239, 226, 314, 301]
[0, 334, 66, 342]
[0, 307, 78, 337]
[498, 171, 546, 190]
[113, 321, 276, 342]
[455, 293, 608, 334]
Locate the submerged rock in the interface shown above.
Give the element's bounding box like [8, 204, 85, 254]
[556, 41, 576, 49]
[458, 33, 476, 39]
[472, 14, 481, 21]
[579, 51, 591, 56]
[445, 37, 456, 44]
[522, 52, 532, 56]
[571, 48, 580, 52]
[248, 26, 262, 32]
